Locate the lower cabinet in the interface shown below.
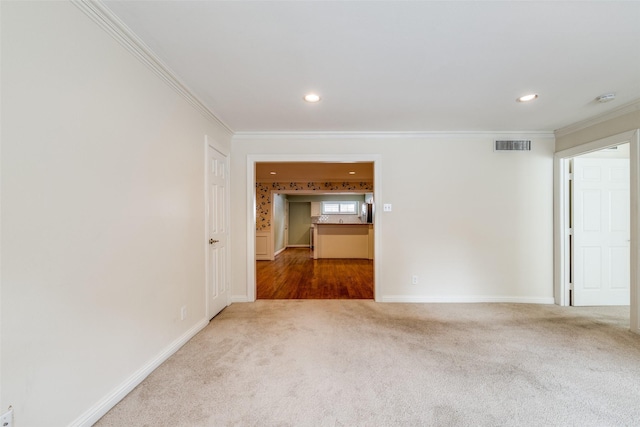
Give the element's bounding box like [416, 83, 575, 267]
[315, 224, 373, 259]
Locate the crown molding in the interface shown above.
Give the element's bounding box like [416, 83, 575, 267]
[233, 130, 556, 140]
[71, 0, 234, 136]
[555, 99, 640, 139]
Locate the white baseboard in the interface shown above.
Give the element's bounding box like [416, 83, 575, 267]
[69, 318, 209, 426]
[381, 295, 555, 304]
[274, 247, 286, 257]
[231, 294, 554, 304]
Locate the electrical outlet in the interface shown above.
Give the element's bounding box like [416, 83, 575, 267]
[412, 275, 418, 285]
[1, 407, 13, 427]
[383, 204, 392, 212]
[180, 306, 187, 321]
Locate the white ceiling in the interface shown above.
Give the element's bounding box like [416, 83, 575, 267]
[104, 1, 640, 133]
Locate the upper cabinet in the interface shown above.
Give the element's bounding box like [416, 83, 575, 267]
[311, 202, 321, 217]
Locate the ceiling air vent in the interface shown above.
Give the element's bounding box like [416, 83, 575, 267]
[494, 140, 531, 152]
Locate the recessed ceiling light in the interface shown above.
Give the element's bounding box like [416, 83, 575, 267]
[304, 93, 321, 103]
[517, 93, 538, 102]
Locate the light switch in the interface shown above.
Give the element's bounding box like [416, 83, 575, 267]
[383, 204, 392, 212]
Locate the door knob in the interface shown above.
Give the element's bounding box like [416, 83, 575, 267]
[209, 239, 219, 244]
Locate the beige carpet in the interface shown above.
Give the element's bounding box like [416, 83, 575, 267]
[96, 301, 640, 426]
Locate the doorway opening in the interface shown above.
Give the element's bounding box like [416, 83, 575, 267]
[257, 191, 374, 299]
[247, 155, 381, 302]
[554, 129, 640, 334]
[569, 144, 630, 307]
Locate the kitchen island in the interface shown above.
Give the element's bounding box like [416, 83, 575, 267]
[313, 223, 373, 259]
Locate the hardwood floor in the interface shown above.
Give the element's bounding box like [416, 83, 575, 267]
[257, 248, 374, 299]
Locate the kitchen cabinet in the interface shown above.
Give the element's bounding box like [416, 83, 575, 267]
[311, 202, 322, 217]
[313, 223, 373, 259]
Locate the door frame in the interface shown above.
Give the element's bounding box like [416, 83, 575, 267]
[205, 136, 231, 320]
[284, 198, 289, 249]
[246, 154, 382, 302]
[554, 129, 640, 333]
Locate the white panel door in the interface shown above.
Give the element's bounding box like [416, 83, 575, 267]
[573, 158, 630, 306]
[207, 146, 229, 319]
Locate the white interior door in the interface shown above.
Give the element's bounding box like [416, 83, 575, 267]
[573, 158, 630, 306]
[207, 146, 229, 318]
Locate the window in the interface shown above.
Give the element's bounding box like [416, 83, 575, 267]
[322, 201, 359, 215]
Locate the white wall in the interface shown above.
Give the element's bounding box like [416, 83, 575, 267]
[0, 2, 231, 425]
[231, 134, 555, 303]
